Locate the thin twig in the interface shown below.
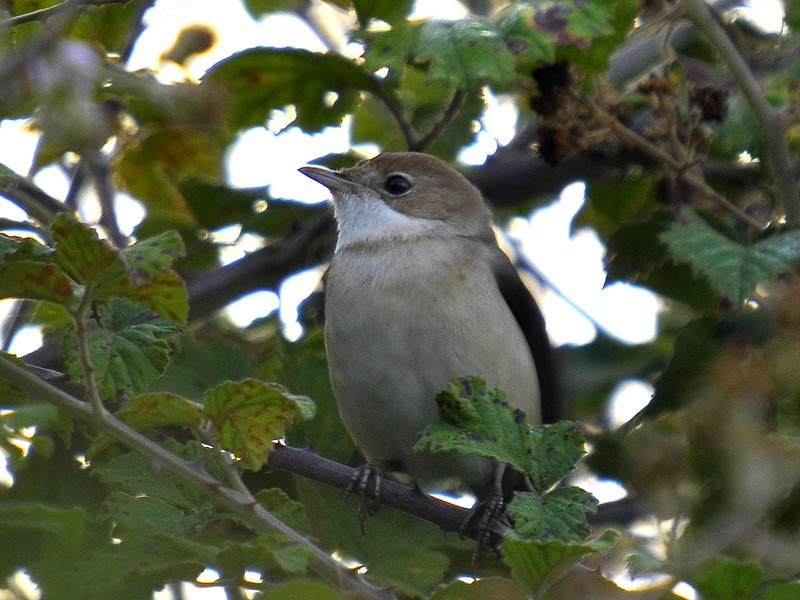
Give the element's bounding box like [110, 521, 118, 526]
[681, 0, 799, 224]
[369, 78, 419, 150]
[578, 94, 766, 230]
[72, 284, 107, 417]
[412, 89, 467, 152]
[0, 0, 131, 27]
[85, 153, 128, 248]
[0, 356, 395, 600]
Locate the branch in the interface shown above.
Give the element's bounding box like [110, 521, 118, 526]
[576, 93, 767, 229]
[682, 0, 799, 224]
[0, 355, 394, 600]
[0, 0, 131, 27]
[267, 444, 474, 537]
[185, 212, 335, 321]
[84, 152, 129, 248]
[412, 89, 467, 152]
[368, 78, 419, 151]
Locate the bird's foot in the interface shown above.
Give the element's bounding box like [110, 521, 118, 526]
[461, 491, 508, 562]
[345, 461, 385, 534]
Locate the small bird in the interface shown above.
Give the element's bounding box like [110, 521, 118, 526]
[300, 152, 559, 502]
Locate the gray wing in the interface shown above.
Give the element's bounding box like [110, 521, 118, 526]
[489, 247, 562, 423]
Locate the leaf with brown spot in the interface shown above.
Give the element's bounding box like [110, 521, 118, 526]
[116, 392, 202, 431]
[51, 213, 130, 297]
[203, 379, 315, 471]
[0, 260, 75, 305]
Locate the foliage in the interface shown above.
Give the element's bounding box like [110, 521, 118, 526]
[1, 0, 800, 598]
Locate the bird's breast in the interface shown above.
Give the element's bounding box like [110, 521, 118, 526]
[325, 237, 540, 490]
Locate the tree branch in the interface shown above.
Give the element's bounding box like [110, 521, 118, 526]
[682, 0, 799, 224]
[0, 0, 132, 27]
[412, 89, 467, 152]
[0, 355, 394, 600]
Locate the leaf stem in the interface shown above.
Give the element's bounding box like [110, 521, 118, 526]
[369, 78, 419, 150]
[577, 94, 766, 230]
[412, 89, 467, 152]
[681, 0, 799, 224]
[72, 285, 107, 417]
[0, 355, 394, 600]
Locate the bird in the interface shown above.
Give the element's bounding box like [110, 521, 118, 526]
[299, 152, 559, 509]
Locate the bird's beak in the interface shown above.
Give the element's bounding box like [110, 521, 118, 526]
[299, 166, 364, 194]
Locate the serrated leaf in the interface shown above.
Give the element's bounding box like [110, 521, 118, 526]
[61, 299, 177, 399]
[51, 213, 130, 296]
[127, 269, 188, 324]
[254, 488, 311, 535]
[0, 260, 74, 305]
[203, 48, 373, 133]
[689, 557, 764, 600]
[507, 486, 597, 542]
[502, 530, 620, 595]
[0, 234, 52, 260]
[122, 230, 185, 282]
[528, 421, 587, 491]
[115, 392, 202, 431]
[413, 376, 534, 475]
[364, 1, 631, 89]
[217, 532, 314, 577]
[364, 19, 517, 88]
[94, 442, 213, 509]
[661, 207, 800, 305]
[203, 379, 315, 470]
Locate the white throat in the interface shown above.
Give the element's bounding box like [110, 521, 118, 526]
[332, 191, 446, 250]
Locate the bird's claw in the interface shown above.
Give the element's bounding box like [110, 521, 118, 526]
[346, 462, 385, 534]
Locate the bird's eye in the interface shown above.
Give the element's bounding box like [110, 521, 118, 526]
[384, 174, 412, 196]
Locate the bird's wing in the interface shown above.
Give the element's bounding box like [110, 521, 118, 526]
[489, 247, 562, 423]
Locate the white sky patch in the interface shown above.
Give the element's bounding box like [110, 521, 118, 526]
[0, 119, 38, 175]
[512, 182, 659, 346]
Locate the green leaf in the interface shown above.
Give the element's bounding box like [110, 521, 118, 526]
[217, 532, 314, 577]
[254, 488, 311, 535]
[203, 48, 373, 133]
[689, 557, 764, 600]
[61, 299, 177, 399]
[0, 402, 59, 430]
[507, 486, 597, 542]
[0, 260, 74, 305]
[605, 211, 720, 312]
[242, 0, 299, 19]
[203, 379, 315, 470]
[51, 213, 129, 296]
[762, 581, 800, 600]
[661, 208, 800, 305]
[429, 577, 528, 600]
[122, 230, 185, 282]
[261, 579, 349, 600]
[580, 176, 657, 241]
[94, 442, 214, 509]
[352, 0, 414, 26]
[0, 502, 87, 556]
[502, 530, 620, 595]
[413, 376, 535, 475]
[126, 269, 189, 325]
[115, 392, 202, 431]
[364, 19, 517, 88]
[528, 421, 587, 491]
